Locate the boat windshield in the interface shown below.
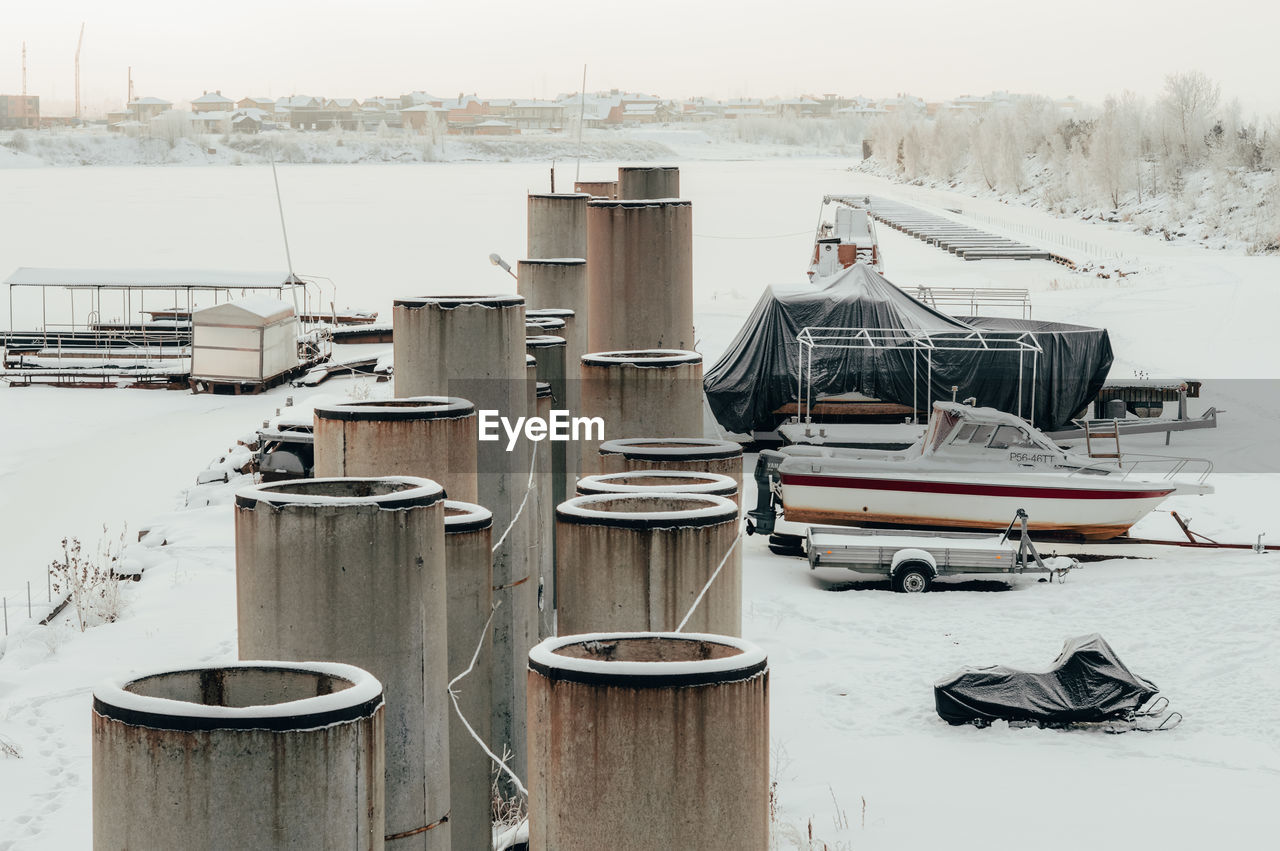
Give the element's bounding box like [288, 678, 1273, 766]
[924, 408, 962, 453]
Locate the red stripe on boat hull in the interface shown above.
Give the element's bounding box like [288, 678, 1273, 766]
[781, 473, 1174, 501]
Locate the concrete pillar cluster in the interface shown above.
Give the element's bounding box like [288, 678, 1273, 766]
[617, 165, 680, 200]
[235, 476, 450, 848]
[93, 661, 385, 850]
[527, 633, 769, 851]
[313, 396, 478, 502]
[526, 192, 589, 260]
[392, 294, 536, 779]
[554, 492, 741, 636]
[586, 199, 694, 352]
[579, 350, 704, 476]
[442, 501, 494, 851]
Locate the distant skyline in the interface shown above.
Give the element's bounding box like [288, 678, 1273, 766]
[6, 0, 1280, 116]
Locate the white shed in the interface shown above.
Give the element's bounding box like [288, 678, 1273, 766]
[191, 296, 300, 385]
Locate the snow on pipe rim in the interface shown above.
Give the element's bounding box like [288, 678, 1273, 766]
[536, 381, 553, 398]
[526, 354, 537, 367]
[577, 471, 738, 497]
[618, 165, 680, 173]
[581, 349, 701, 367]
[92, 661, 384, 731]
[526, 317, 567, 330]
[444, 500, 493, 533]
[526, 192, 591, 200]
[313, 395, 475, 422]
[519, 258, 586, 266]
[599, 437, 743, 461]
[556, 492, 738, 529]
[525, 334, 566, 348]
[587, 198, 692, 208]
[235, 475, 444, 510]
[393, 294, 524, 309]
[528, 632, 766, 688]
[526, 307, 577, 317]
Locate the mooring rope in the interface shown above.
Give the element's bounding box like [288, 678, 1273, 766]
[446, 600, 528, 798]
[491, 440, 538, 555]
[674, 529, 745, 633]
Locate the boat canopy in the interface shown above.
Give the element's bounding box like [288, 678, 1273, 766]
[704, 265, 1112, 433]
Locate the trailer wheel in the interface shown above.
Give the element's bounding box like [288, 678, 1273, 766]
[767, 533, 805, 558]
[893, 565, 933, 593]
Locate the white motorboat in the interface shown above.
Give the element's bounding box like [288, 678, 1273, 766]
[808, 195, 882, 278]
[752, 402, 1212, 540]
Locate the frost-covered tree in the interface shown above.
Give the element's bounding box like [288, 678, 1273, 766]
[1161, 70, 1220, 165]
[1089, 96, 1139, 207]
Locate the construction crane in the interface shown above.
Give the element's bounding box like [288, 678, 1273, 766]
[74, 22, 84, 123]
[21, 42, 27, 96]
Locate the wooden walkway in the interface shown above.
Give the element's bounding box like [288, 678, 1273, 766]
[867, 198, 1055, 262]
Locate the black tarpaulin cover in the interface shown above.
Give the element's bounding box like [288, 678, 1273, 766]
[934, 634, 1159, 726]
[702, 265, 1113, 434]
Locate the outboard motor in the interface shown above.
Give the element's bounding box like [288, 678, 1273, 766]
[745, 450, 785, 536]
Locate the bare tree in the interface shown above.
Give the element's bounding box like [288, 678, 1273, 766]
[1161, 70, 1220, 165]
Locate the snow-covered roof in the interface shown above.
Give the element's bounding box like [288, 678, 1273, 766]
[5, 268, 303, 289]
[400, 104, 448, 113]
[195, 295, 295, 322]
[191, 92, 233, 104]
[129, 97, 172, 106]
[474, 119, 513, 127]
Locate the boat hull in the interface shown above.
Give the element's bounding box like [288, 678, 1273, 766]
[780, 473, 1175, 541]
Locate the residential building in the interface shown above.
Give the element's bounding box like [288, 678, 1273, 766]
[129, 97, 172, 122]
[190, 91, 234, 113]
[0, 94, 39, 130]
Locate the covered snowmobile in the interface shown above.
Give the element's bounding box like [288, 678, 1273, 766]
[934, 634, 1164, 727]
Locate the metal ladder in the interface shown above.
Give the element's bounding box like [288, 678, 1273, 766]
[1084, 419, 1123, 467]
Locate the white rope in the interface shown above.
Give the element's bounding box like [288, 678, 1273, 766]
[446, 600, 528, 798]
[491, 440, 538, 555]
[674, 530, 744, 633]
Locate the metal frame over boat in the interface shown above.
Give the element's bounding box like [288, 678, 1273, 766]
[748, 401, 1212, 541]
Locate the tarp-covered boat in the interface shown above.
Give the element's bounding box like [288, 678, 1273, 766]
[703, 265, 1113, 434]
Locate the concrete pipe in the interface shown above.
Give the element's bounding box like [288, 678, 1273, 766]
[527, 632, 769, 851]
[598, 437, 744, 495]
[527, 193, 589, 260]
[586, 198, 693, 352]
[442, 501, 494, 851]
[525, 315, 566, 334]
[554, 493, 741, 636]
[390, 294, 533, 779]
[518, 260, 588, 364]
[617, 165, 680, 200]
[576, 470, 739, 508]
[573, 180, 617, 199]
[533, 381, 556, 639]
[93, 661, 385, 851]
[313, 396, 478, 503]
[526, 334, 568, 522]
[235, 477, 450, 849]
[578, 350, 704, 477]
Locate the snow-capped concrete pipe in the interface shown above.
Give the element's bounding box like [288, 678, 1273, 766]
[519, 261, 587, 365]
[586, 198, 694, 352]
[233, 477, 449, 850]
[92, 661, 385, 851]
[526, 192, 589, 260]
[578, 350, 705, 477]
[576, 469, 740, 507]
[312, 396, 478, 503]
[526, 633, 769, 851]
[534, 382, 556, 639]
[617, 164, 680, 200]
[597, 437, 744, 497]
[554, 492, 742, 636]
[572, 179, 617, 199]
[391, 294, 535, 784]
[526, 333, 569, 509]
[442, 501, 494, 851]
[526, 308, 584, 501]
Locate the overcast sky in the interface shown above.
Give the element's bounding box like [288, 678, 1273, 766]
[7, 0, 1280, 115]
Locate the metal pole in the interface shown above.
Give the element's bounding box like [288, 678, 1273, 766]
[27, 582, 31, 617]
[574, 65, 587, 182]
[270, 150, 296, 278]
[3, 597, 7, 635]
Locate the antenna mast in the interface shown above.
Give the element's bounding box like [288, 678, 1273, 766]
[74, 22, 84, 123]
[127, 66, 134, 105]
[21, 42, 27, 96]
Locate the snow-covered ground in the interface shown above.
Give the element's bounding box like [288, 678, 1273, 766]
[1, 160, 1277, 849]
